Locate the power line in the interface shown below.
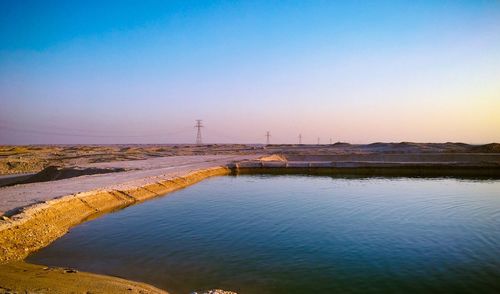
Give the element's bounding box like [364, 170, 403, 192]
[0, 125, 191, 138]
[0, 121, 193, 138]
[298, 133, 302, 144]
[195, 119, 203, 145]
[265, 131, 271, 145]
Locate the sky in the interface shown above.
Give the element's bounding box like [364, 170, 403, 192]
[1, 0, 499, 144]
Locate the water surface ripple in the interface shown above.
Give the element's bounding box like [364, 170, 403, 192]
[29, 175, 500, 293]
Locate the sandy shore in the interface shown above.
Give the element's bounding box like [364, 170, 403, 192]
[1, 144, 499, 293]
[0, 262, 167, 294]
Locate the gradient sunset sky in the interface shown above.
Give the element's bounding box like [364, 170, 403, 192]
[1, 0, 499, 144]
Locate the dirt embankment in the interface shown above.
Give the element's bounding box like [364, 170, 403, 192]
[0, 166, 230, 263]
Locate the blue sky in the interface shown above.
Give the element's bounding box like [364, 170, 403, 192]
[1, 0, 499, 144]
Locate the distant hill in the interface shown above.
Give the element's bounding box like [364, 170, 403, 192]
[469, 143, 500, 153]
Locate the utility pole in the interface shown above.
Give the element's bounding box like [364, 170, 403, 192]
[317, 137, 320, 145]
[298, 134, 302, 144]
[195, 120, 203, 145]
[265, 131, 271, 145]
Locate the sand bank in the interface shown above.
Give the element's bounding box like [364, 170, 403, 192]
[0, 262, 167, 294]
[0, 166, 232, 262]
[0, 155, 259, 216]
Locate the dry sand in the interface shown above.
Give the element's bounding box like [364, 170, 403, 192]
[0, 262, 167, 294]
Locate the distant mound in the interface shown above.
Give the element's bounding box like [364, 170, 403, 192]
[362, 142, 492, 153]
[367, 142, 387, 148]
[469, 143, 500, 153]
[332, 142, 351, 147]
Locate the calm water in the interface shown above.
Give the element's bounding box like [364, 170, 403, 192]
[29, 175, 500, 293]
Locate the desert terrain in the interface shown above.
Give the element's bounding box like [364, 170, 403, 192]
[2, 142, 499, 174]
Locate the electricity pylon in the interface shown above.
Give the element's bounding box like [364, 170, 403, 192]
[266, 131, 271, 145]
[298, 134, 302, 144]
[195, 120, 203, 145]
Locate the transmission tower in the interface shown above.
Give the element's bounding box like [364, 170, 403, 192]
[195, 120, 203, 145]
[298, 134, 302, 144]
[265, 131, 271, 145]
[317, 137, 320, 145]
[329, 138, 333, 145]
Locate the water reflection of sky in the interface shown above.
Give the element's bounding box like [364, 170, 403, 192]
[29, 175, 500, 293]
